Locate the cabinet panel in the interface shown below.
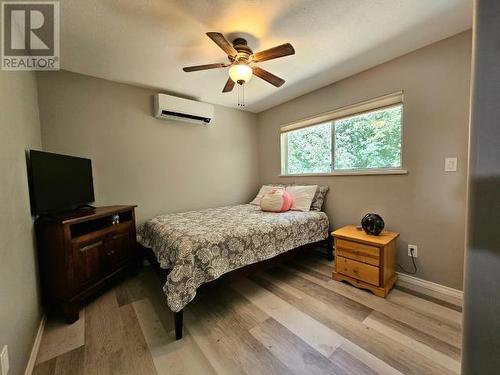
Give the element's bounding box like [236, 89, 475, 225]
[336, 239, 380, 266]
[105, 226, 132, 268]
[336, 256, 380, 286]
[72, 238, 107, 288]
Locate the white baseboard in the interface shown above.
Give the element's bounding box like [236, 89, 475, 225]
[396, 272, 463, 307]
[24, 314, 46, 375]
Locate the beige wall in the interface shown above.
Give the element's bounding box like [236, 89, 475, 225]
[36, 70, 260, 224]
[257, 31, 471, 289]
[0, 71, 43, 375]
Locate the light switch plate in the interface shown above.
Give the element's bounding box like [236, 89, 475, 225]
[0, 345, 9, 375]
[445, 157, 457, 172]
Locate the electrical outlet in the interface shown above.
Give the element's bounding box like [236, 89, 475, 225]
[1, 345, 9, 375]
[408, 244, 418, 258]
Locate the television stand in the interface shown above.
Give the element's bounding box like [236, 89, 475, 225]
[36, 205, 138, 323]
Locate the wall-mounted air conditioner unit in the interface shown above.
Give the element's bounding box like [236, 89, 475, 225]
[153, 94, 214, 125]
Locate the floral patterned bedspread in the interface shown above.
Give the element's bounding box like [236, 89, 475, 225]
[137, 204, 329, 312]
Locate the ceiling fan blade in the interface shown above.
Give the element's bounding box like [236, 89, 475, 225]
[252, 43, 295, 63]
[252, 67, 285, 87]
[222, 77, 235, 93]
[206, 32, 238, 57]
[183, 63, 227, 72]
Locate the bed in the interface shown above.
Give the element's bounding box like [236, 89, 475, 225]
[138, 200, 330, 339]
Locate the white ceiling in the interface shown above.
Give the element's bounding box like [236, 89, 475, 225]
[60, 0, 472, 112]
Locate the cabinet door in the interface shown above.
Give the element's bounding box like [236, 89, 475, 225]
[72, 237, 107, 288]
[105, 225, 132, 269]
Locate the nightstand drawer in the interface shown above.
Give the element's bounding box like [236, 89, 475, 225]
[336, 256, 380, 286]
[336, 239, 380, 266]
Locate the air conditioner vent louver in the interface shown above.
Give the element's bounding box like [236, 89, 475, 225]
[160, 110, 211, 124]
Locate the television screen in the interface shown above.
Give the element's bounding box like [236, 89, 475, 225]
[29, 150, 95, 215]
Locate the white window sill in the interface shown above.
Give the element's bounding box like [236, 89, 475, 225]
[279, 169, 408, 177]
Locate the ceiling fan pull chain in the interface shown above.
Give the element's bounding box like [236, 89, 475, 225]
[237, 83, 245, 108]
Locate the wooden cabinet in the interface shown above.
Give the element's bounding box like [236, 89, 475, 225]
[36, 206, 137, 323]
[332, 225, 399, 297]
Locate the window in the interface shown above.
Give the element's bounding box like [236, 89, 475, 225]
[285, 122, 332, 174]
[334, 105, 402, 170]
[281, 93, 404, 175]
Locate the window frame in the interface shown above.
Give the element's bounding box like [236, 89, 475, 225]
[280, 92, 407, 177]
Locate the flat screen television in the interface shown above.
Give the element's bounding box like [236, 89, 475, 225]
[29, 150, 95, 215]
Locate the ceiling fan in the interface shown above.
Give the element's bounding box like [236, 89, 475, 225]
[183, 32, 295, 106]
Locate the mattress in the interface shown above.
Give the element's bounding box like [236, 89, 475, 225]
[138, 204, 329, 312]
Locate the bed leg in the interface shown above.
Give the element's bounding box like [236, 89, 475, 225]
[174, 310, 183, 340]
[327, 235, 334, 261]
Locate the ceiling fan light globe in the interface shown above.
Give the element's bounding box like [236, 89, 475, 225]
[229, 64, 252, 83]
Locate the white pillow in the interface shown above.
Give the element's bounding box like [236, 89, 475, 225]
[286, 185, 318, 211]
[250, 185, 283, 205]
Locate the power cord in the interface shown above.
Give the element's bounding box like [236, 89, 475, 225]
[397, 248, 418, 275]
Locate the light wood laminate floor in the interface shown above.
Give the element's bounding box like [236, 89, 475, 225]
[33, 252, 462, 375]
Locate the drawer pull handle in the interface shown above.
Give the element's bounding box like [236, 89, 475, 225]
[80, 241, 103, 252]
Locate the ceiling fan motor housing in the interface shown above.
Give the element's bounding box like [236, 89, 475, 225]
[232, 38, 252, 63]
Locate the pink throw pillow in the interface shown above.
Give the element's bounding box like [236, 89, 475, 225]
[260, 189, 292, 212]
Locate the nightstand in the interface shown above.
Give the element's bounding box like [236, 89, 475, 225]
[332, 225, 399, 297]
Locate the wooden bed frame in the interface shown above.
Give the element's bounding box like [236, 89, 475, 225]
[138, 235, 333, 340]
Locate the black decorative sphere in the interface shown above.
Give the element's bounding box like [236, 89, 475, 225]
[361, 213, 385, 236]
